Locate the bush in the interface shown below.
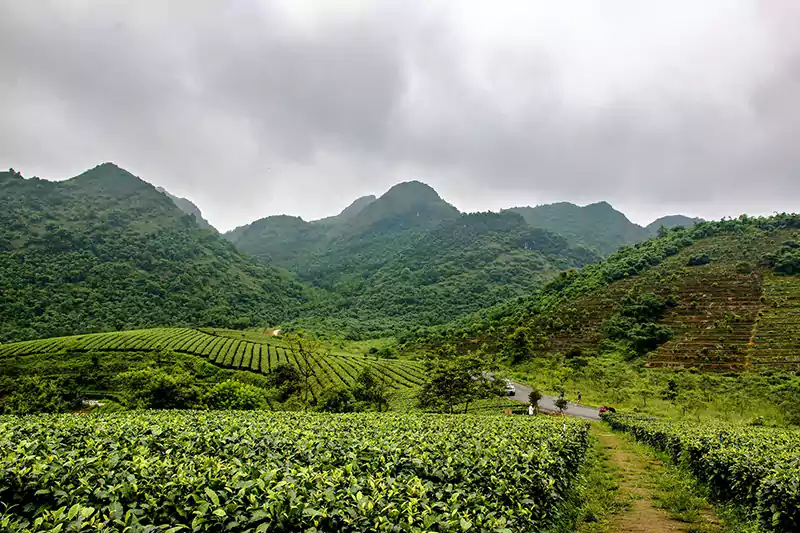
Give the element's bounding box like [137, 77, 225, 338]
[318, 387, 356, 413]
[765, 242, 800, 275]
[687, 253, 711, 266]
[268, 364, 302, 401]
[116, 368, 202, 409]
[203, 380, 266, 410]
[0, 375, 82, 415]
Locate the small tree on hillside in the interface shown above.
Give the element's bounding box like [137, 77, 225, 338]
[283, 333, 326, 404]
[417, 349, 504, 414]
[528, 388, 543, 413]
[554, 396, 569, 414]
[353, 366, 390, 411]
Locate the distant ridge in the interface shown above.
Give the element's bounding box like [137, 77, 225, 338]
[156, 186, 216, 232]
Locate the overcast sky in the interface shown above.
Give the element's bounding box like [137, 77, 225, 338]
[2, 1, 798, 231]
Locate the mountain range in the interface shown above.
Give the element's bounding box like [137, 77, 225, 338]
[1, 162, 704, 341]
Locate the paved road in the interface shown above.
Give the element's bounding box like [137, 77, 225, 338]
[508, 381, 601, 421]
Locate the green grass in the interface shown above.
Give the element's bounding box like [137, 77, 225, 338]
[571, 427, 629, 533]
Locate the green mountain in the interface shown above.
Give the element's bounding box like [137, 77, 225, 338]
[419, 214, 800, 371]
[299, 211, 598, 336]
[156, 187, 216, 231]
[645, 215, 704, 236]
[227, 184, 598, 337]
[226, 181, 461, 286]
[313, 195, 376, 225]
[506, 202, 702, 255]
[0, 163, 310, 342]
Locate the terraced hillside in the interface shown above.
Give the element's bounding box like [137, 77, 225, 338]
[0, 328, 426, 393]
[426, 215, 800, 371]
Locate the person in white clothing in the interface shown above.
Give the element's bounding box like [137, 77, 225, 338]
[528, 404, 534, 416]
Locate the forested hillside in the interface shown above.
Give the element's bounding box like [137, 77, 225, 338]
[417, 214, 800, 371]
[506, 202, 702, 255]
[0, 164, 311, 342]
[228, 184, 598, 337]
[156, 186, 216, 231]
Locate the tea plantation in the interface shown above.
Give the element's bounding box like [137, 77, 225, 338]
[0, 411, 589, 532]
[0, 328, 427, 393]
[606, 414, 800, 532]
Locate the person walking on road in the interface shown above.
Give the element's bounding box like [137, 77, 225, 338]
[577, 392, 582, 405]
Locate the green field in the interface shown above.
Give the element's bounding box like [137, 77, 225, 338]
[606, 414, 800, 532]
[0, 328, 426, 394]
[0, 411, 589, 532]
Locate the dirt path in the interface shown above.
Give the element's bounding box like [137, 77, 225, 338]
[593, 427, 721, 533]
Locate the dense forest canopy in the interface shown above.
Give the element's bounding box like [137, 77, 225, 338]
[0, 164, 311, 342]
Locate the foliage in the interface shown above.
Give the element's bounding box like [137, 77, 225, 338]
[555, 396, 569, 413]
[352, 366, 390, 411]
[317, 387, 356, 413]
[202, 379, 266, 410]
[411, 214, 800, 370]
[0, 328, 427, 413]
[686, 253, 711, 266]
[0, 411, 590, 532]
[764, 240, 800, 275]
[0, 165, 310, 343]
[417, 350, 505, 413]
[229, 186, 599, 339]
[607, 414, 800, 532]
[267, 363, 302, 401]
[116, 367, 202, 409]
[0, 375, 82, 415]
[528, 388, 543, 408]
[507, 201, 652, 256]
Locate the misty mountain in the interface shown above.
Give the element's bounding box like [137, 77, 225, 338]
[646, 215, 705, 236]
[0, 163, 310, 342]
[507, 202, 702, 255]
[156, 186, 216, 232]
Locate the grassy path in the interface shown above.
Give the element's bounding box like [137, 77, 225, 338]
[583, 425, 724, 533]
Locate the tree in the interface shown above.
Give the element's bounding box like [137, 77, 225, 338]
[283, 333, 325, 404]
[353, 366, 390, 411]
[554, 396, 569, 414]
[417, 350, 505, 414]
[267, 363, 302, 401]
[528, 388, 543, 413]
[507, 327, 532, 363]
[319, 387, 356, 413]
[203, 380, 265, 410]
[116, 368, 201, 409]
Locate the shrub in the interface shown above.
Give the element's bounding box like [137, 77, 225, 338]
[203, 380, 266, 410]
[116, 368, 202, 409]
[318, 387, 356, 413]
[687, 253, 711, 266]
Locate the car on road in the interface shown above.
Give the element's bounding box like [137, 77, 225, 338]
[505, 380, 516, 396]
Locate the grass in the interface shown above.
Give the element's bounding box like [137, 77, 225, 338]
[570, 426, 629, 533]
[619, 428, 764, 533]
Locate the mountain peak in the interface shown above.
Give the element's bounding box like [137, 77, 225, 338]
[381, 180, 443, 203]
[68, 162, 148, 192]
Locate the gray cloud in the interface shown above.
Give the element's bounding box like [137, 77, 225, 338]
[1, 0, 798, 230]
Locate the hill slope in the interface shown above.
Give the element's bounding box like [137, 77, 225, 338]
[228, 185, 599, 337]
[0, 327, 425, 402]
[646, 215, 704, 236]
[156, 186, 216, 231]
[421, 214, 800, 370]
[507, 203, 703, 255]
[0, 164, 311, 342]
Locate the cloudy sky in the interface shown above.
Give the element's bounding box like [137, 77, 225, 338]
[2, 1, 798, 231]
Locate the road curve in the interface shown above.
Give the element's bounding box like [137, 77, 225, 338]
[508, 381, 601, 421]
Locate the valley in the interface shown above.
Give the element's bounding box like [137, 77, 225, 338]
[1, 163, 798, 533]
